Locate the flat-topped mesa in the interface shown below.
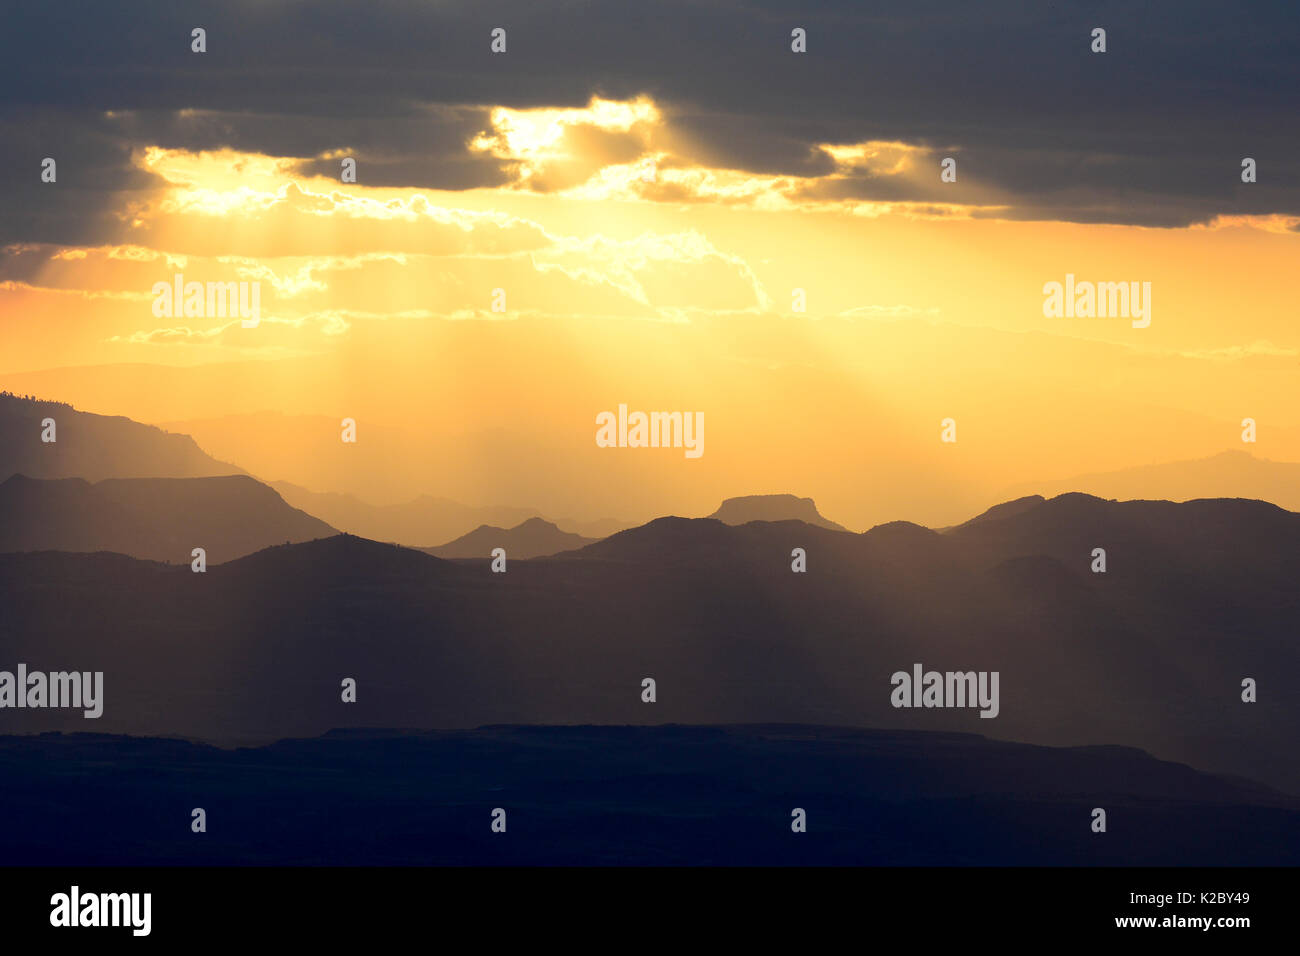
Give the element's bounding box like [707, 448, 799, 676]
[708, 494, 849, 532]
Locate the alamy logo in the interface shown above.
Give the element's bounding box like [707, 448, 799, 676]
[50, 886, 150, 936]
[595, 404, 704, 458]
[0, 664, 102, 718]
[1042, 273, 1151, 328]
[151, 273, 261, 328]
[890, 663, 999, 718]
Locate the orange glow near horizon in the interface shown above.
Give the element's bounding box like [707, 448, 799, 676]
[2, 95, 1298, 529]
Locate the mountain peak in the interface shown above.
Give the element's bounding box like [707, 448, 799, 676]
[425, 515, 595, 559]
[515, 516, 559, 532]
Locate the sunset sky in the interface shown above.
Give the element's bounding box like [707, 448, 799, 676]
[2, 1, 1297, 528]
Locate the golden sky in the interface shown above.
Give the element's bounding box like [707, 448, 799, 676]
[3, 95, 1298, 528]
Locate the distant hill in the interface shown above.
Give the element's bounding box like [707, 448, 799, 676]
[270, 480, 538, 546]
[158, 412, 636, 535]
[942, 495, 1045, 531]
[1, 726, 1295, 866]
[946, 491, 1298, 575]
[571, 515, 857, 568]
[425, 517, 597, 559]
[270, 480, 625, 547]
[0, 393, 240, 482]
[1004, 450, 1300, 512]
[709, 494, 849, 531]
[0, 474, 336, 562]
[572, 514, 938, 570]
[2, 494, 1295, 793]
[226, 532, 448, 580]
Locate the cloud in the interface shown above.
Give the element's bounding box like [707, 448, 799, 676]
[111, 311, 353, 351]
[0, 279, 151, 301]
[1193, 214, 1300, 235]
[532, 229, 772, 314]
[469, 97, 661, 192]
[1, 0, 1297, 237]
[1179, 340, 1300, 362]
[838, 304, 941, 319]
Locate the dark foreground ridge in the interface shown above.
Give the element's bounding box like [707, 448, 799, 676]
[1, 724, 1295, 866]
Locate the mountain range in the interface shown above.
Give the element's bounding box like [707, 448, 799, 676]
[1, 492, 1294, 794]
[1, 394, 1297, 798]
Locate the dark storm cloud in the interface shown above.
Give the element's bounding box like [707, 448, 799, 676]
[1, 0, 1297, 241]
[102, 103, 514, 190]
[0, 108, 169, 247]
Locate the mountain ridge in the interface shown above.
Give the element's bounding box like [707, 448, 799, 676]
[1004, 449, 1300, 512]
[3, 493, 1294, 792]
[0, 393, 241, 483]
[0, 473, 337, 563]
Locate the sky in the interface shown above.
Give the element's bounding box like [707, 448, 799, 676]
[1, 1, 1298, 528]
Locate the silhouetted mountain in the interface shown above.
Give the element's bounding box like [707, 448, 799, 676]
[0, 474, 336, 562]
[1005, 450, 1300, 512]
[0, 495, 1296, 793]
[944, 495, 1046, 530]
[861, 519, 944, 550]
[948, 492, 1299, 578]
[1, 726, 1294, 865]
[227, 531, 447, 579]
[709, 494, 849, 531]
[570, 516, 835, 565]
[270, 480, 625, 547]
[556, 516, 631, 539]
[573, 515, 943, 573]
[425, 517, 597, 559]
[269, 480, 536, 546]
[157, 412, 640, 534]
[0, 393, 240, 482]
